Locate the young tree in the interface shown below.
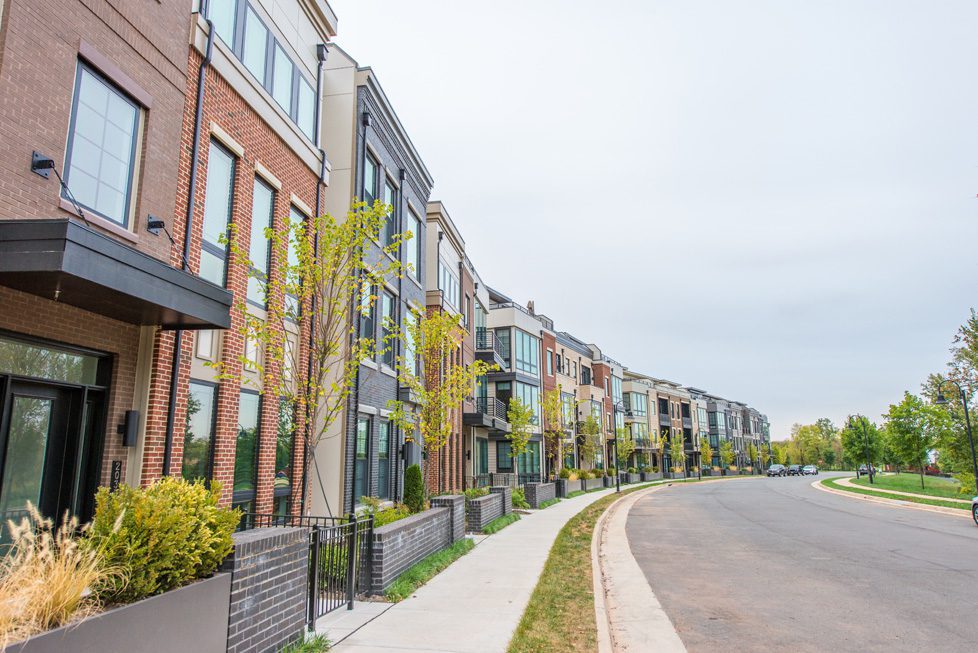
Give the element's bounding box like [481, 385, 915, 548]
[720, 440, 736, 469]
[669, 432, 686, 473]
[760, 446, 771, 469]
[387, 309, 495, 493]
[883, 392, 938, 489]
[541, 388, 564, 478]
[506, 397, 535, 464]
[217, 201, 400, 513]
[578, 414, 602, 469]
[747, 443, 758, 469]
[616, 427, 636, 470]
[840, 415, 884, 470]
[700, 433, 714, 471]
[774, 443, 789, 466]
[791, 424, 822, 465]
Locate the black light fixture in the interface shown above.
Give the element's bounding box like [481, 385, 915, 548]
[118, 410, 140, 447]
[31, 151, 55, 178]
[147, 215, 165, 236]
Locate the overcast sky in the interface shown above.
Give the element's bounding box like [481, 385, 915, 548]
[330, 0, 978, 439]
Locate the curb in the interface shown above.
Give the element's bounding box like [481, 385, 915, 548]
[592, 485, 687, 653]
[812, 479, 971, 519]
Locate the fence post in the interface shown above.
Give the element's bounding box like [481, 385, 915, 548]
[346, 513, 357, 610]
[307, 528, 320, 627]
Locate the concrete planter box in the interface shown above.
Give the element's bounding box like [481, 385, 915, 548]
[583, 477, 603, 491]
[602, 475, 614, 488]
[8, 574, 231, 653]
[739, 469, 750, 475]
[668, 472, 686, 480]
[641, 472, 662, 482]
[701, 469, 716, 477]
[627, 473, 641, 484]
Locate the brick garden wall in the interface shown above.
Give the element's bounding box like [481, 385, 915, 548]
[524, 482, 555, 508]
[368, 507, 452, 593]
[223, 527, 309, 653]
[465, 493, 502, 532]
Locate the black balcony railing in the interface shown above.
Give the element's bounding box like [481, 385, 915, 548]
[475, 396, 508, 420]
[475, 328, 505, 360]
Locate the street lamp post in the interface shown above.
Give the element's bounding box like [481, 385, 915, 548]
[935, 379, 978, 496]
[612, 400, 623, 493]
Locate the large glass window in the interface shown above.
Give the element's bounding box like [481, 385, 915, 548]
[496, 329, 511, 368]
[403, 310, 418, 377]
[354, 417, 370, 504]
[285, 207, 304, 320]
[561, 392, 575, 427]
[0, 336, 99, 384]
[233, 391, 260, 512]
[381, 291, 395, 367]
[438, 260, 460, 311]
[200, 141, 235, 286]
[514, 330, 539, 376]
[275, 398, 295, 516]
[297, 77, 315, 141]
[406, 209, 421, 278]
[377, 421, 391, 500]
[207, 0, 316, 143]
[611, 376, 623, 404]
[248, 177, 274, 306]
[64, 64, 139, 227]
[515, 442, 540, 477]
[382, 182, 397, 247]
[209, 0, 237, 43]
[626, 392, 647, 417]
[496, 440, 513, 472]
[363, 153, 378, 206]
[359, 284, 376, 343]
[183, 382, 217, 481]
[515, 382, 540, 425]
[242, 6, 268, 82]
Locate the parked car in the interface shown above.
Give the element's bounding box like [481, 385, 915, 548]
[787, 465, 802, 476]
[857, 464, 877, 477]
[767, 464, 787, 477]
[973, 496, 977, 527]
[802, 465, 818, 475]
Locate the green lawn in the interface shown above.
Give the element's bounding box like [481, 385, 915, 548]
[823, 478, 970, 511]
[483, 513, 521, 534]
[850, 472, 964, 499]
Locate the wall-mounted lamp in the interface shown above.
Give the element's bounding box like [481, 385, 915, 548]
[466, 450, 471, 461]
[117, 410, 140, 447]
[147, 215, 165, 236]
[31, 151, 55, 179]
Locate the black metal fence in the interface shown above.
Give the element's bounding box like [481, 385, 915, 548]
[307, 515, 374, 621]
[241, 513, 374, 624]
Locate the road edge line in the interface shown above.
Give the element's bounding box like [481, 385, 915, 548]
[811, 478, 970, 519]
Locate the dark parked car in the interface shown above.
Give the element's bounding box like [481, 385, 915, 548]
[802, 465, 818, 475]
[787, 465, 802, 476]
[767, 464, 786, 477]
[857, 464, 877, 478]
[972, 496, 977, 527]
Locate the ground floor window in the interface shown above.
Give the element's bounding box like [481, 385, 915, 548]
[377, 421, 391, 500]
[183, 381, 218, 481]
[515, 441, 540, 478]
[477, 438, 489, 475]
[275, 398, 295, 516]
[354, 416, 370, 504]
[232, 391, 261, 513]
[496, 440, 513, 472]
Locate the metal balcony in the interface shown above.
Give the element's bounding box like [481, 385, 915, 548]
[463, 396, 511, 434]
[475, 328, 507, 369]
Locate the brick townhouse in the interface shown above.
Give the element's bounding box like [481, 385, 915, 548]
[0, 0, 339, 527]
[0, 0, 233, 526]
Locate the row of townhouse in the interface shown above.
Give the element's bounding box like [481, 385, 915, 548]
[0, 0, 770, 527]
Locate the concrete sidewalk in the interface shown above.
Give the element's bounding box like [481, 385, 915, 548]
[320, 487, 616, 653]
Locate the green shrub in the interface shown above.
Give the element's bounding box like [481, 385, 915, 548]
[404, 465, 424, 513]
[539, 498, 559, 510]
[360, 497, 411, 528]
[558, 468, 571, 479]
[512, 487, 530, 509]
[86, 477, 240, 604]
[463, 487, 489, 501]
[280, 633, 331, 652]
[628, 467, 638, 474]
[607, 467, 617, 476]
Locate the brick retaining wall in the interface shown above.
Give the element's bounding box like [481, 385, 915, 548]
[466, 493, 502, 532]
[524, 482, 556, 508]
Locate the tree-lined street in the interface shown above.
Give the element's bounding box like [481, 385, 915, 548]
[626, 475, 978, 652]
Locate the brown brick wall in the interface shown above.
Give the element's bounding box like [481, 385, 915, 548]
[141, 48, 320, 512]
[0, 286, 140, 488]
[0, 0, 192, 262]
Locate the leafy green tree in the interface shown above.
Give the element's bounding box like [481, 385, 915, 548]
[700, 434, 714, 471]
[791, 423, 822, 465]
[578, 414, 602, 469]
[882, 392, 937, 489]
[507, 397, 535, 461]
[720, 440, 736, 469]
[669, 432, 686, 473]
[388, 309, 494, 492]
[773, 442, 789, 465]
[541, 388, 565, 477]
[747, 443, 758, 469]
[840, 415, 884, 469]
[616, 427, 636, 470]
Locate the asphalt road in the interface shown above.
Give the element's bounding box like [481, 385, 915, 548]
[626, 474, 978, 653]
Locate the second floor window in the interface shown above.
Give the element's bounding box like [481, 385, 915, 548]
[200, 141, 236, 287]
[364, 153, 378, 206]
[383, 182, 397, 247]
[515, 330, 538, 376]
[247, 178, 274, 306]
[381, 291, 395, 367]
[359, 284, 376, 343]
[406, 209, 421, 278]
[438, 260, 460, 311]
[64, 63, 140, 228]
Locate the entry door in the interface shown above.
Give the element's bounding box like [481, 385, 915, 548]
[0, 381, 81, 525]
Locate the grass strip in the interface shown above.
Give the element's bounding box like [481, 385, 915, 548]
[508, 483, 655, 653]
[823, 478, 971, 511]
[280, 633, 331, 652]
[538, 498, 560, 509]
[850, 472, 964, 499]
[483, 513, 521, 534]
[384, 538, 476, 602]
